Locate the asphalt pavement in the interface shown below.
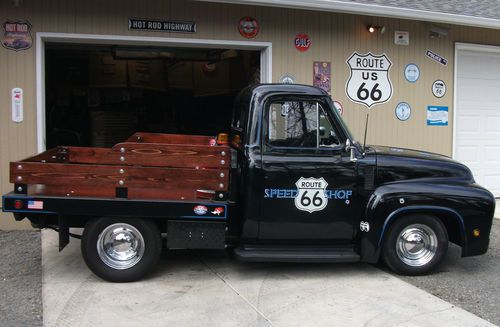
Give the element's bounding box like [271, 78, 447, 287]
[0, 230, 42, 327]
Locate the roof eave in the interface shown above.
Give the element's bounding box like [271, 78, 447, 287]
[197, 0, 500, 30]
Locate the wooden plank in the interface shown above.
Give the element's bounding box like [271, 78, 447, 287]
[125, 132, 216, 145]
[18, 148, 60, 163]
[34, 185, 205, 201]
[66, 143, 230, 169]
[10, 161, 228, 191]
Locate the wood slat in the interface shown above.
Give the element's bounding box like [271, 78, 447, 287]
[66, 143, 230, 169]
[18, 148, 60, 163]
[35, 185, 207, 201]
[125, 132, 216, 145]
[10, 161, 228, 191]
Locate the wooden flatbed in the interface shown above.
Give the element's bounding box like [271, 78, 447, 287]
[10, 133, 230, 201]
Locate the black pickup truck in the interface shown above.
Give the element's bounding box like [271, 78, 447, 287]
[2, 84, 495, 282]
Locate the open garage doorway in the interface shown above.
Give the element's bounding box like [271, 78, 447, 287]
[44, 42, 261, 148]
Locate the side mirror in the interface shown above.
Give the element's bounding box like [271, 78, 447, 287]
[345, 139, 358, 162]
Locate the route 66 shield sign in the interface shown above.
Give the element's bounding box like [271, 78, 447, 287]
[345, 52, 393, 108]
[294, 177, 328, 213]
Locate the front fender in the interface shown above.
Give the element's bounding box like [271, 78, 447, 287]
[358, 181, 495, 263]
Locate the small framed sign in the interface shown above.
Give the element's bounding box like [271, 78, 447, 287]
[128, 18, 196, 33]
[313, 61, 331, 92]
[394, 31, 409, 45]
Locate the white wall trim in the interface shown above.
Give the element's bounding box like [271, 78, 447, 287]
[198, 0, 500, 30]
[453, 42, 500, 159]
[35, 32, 273, 152]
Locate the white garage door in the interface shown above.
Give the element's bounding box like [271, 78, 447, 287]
[455, 45, 500, 197]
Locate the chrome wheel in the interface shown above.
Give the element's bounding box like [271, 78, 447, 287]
[396, 224, 438, 267]
[97, 223, 145, 270]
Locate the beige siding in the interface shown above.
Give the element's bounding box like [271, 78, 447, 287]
[0, 0, 499, 229]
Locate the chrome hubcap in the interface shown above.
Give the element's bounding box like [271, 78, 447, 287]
[97, 223, 145, 270]
[396, 224, 437, 267]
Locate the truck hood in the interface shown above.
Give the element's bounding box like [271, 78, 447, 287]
[369, 145, 475, 184]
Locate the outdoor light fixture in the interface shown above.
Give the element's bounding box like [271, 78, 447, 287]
[429, 26, 450, 38]
[367, 25, 386, 34]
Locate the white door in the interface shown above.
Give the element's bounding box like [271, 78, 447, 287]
[455, 45, 500, 197]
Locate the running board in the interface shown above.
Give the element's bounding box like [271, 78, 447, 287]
[234, 245, 360, 263]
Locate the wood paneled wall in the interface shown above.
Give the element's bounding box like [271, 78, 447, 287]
[1, 0, 499, 228]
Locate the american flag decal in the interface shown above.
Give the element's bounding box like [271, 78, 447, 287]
[27, 200, 43, 210]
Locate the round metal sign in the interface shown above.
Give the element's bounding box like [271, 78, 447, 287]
[404, 63, 420, 83]
[294, 33, 311, 52]
[279, 74, 296, 84]
[238, 16, 259, 39]
[333, 100, 344, 115]
[432, 80, 446, 98]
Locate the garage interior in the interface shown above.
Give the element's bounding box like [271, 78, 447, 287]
[44, 43, 260, 148]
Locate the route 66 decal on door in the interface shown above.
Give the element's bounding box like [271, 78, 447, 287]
[295, 177, 328, 213]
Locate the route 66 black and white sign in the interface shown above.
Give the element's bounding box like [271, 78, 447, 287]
[295, 177, 328, 213]
[346, 52, 393, 108]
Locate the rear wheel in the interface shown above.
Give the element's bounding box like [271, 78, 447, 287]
[81, 217, 162, 282]
[382, 214, 448, 275]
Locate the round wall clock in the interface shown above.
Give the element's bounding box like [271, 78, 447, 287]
[395, 102, 411, 121]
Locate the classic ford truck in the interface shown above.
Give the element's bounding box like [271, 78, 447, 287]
[2, 84, 495, 282]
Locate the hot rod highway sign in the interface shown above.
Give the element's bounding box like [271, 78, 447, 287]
[346, 52, 393, 108]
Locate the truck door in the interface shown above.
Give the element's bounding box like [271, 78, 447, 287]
[258, 98, 357, 241]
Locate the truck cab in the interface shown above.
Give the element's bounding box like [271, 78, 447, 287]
[2, 84, 495, 282]
[227, 84, 494, 274]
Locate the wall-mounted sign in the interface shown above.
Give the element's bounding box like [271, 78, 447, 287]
[404, 63, 420, 83]
[238, 16, 259, 38]
[394, 31, 409, 45]
[128, 18, 196, 33]
[313, 61, 331, 92]
[11, 88, 23, 123]
[427, 106, 448, 126]
[346, 52, 393, 108]
[395, 102, 411, 121]
[425, 49, 447, 66]
[432, 80, 446, 98]
[294, 33, 311, 52]
[2, 20, 32, 51]
[333, 100, 344, 115]
[279, 74, 296, 84]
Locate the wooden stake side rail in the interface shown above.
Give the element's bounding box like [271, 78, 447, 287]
[65, 142, 230, 169]
[126, 132, 215, 145]
[10, 133, 231, 201]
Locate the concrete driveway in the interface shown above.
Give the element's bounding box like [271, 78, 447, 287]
[42, 230, 494, 327]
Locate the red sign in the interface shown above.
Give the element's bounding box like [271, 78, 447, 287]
[238, 17, 259, 39]
[294, 33, 311, 52]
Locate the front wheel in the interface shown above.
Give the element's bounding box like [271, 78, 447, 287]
[382, 214, 448, 275]
[81, 217, 162, 282]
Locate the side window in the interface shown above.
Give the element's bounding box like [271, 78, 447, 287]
[319, 108, 340, 147]
[268, 101, 318, 147]
[267, 100, 339, 148]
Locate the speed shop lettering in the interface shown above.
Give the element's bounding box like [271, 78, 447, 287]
[264, 189, 352, 199]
